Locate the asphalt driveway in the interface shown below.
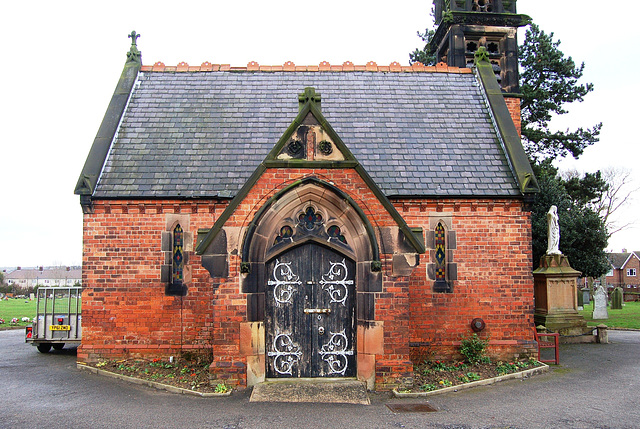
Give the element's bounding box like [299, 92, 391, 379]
[2, 328, 639, 428]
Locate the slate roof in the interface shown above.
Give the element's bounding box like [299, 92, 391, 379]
[5, 267, 82, 281]
[607, 252, 639, 269]
[93, 69, 522, 199]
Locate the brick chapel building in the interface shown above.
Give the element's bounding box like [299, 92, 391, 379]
[75, 1, 539, 390]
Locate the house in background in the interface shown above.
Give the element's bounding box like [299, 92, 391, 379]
[74, 1, 538, 390]
[5, 267, 81, 291]
[606, 251, 640, 298]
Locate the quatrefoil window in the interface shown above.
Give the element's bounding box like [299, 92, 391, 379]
[298, 207, 324, 230]
[319, 140, 333, 155]
[288, 139, 303, 155]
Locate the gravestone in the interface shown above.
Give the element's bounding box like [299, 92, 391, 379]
[611, 287, 623, 310]
[577, 288, 584, 310]
[582, 288, 590, 305]
[592, 286, 609, 319]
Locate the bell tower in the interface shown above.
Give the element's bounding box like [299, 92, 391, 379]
[429, 0, 531, 93]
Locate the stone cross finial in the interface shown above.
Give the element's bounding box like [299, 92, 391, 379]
[128, 31, 140, 47]
[126, 31, 142, 64]
[298, 87, 321, 112]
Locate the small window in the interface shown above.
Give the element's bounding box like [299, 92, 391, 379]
[172, 224, 184, 286]
[435, 223, 446, 282]
[606, 269, 613, 277]
[162, 218, 190, 297]
[433, 222, 452, 293]
[627, 268, 636, 277]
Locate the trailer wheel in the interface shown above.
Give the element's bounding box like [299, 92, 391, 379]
[37, 343, 52, 353]
[52, 343, 65, 351]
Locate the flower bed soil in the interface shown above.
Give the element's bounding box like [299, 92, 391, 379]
[88, 357, 221, 394]
[408, 358, 543, 393]
[86, 356, 542, 395]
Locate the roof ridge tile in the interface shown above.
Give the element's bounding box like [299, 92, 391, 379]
[139, 60, 472, 74]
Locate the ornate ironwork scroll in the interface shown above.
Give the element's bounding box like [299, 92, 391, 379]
[318, 330, 353, 376]
[319, 259, 353, 306]
[268, 333, 303, 375]
[268, 260, 302, 306]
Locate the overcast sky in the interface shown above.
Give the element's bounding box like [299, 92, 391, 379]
[1, 0, 638, 268]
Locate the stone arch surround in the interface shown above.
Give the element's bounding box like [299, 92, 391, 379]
[239, 178, 383, 388]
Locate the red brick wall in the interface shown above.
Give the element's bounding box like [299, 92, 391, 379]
[398, 198, 535, 361]
[79, 200, 228, 364]
[504, 96, 522, 137]
[81, 168, 535, 388]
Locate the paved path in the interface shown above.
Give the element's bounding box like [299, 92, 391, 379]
[2, 329, 639, 428]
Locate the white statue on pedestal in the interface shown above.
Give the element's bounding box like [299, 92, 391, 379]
[546, 205, 562, 255]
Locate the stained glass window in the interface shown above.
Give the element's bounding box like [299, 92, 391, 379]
[172, 224, 184, 286]
[298, 207, 323, 230]
[435, 223, 446, 282]
[274, 225, 294, 245]
[327, 225, 347, 244]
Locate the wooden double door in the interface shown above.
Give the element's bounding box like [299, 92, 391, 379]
[265, 243, 356, 378]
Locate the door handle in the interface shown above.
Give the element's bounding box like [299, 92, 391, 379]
[303, 308, 331, 314]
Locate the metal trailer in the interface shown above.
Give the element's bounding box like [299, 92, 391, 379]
[25, 286, 82, 353]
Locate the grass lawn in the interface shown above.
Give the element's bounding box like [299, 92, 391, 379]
[579, 301, 640, 330]
[0, 298, 37, 327]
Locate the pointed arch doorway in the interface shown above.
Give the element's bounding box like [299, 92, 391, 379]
[236, 178, 388, 387]
[265, 242, 356, 378]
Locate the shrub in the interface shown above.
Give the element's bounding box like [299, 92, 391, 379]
[214, 383, 229, 393]
[459, 333, 488, 364]
[420, 383, 437, 392]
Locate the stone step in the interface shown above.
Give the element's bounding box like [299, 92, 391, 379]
[249, 378, 370, 405]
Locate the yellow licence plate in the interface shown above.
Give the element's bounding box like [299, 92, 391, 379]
[50, 325, 71, 331]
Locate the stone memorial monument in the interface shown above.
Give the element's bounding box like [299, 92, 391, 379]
[592, 286, 609, 319]
[534, 206, 589, 336]
[546, 205, 561, 255]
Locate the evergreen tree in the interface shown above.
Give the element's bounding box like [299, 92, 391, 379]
[410, 20, 610, 277]
[520, 24, 602, 163]
[409, 28, 437, 66]
[531, 163, 610, 278]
